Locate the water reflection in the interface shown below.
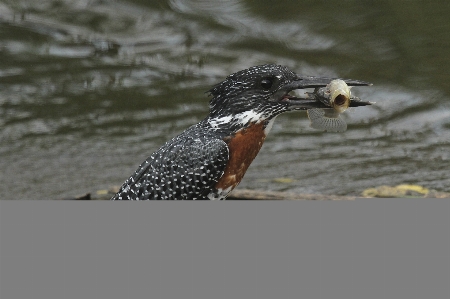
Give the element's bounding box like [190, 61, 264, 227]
[0, 0, 448, 199]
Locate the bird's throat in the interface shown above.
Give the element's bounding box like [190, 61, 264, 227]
[215, 120, 270, 192]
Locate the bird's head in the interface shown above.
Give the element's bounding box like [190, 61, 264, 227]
[207, 64, 370, 128]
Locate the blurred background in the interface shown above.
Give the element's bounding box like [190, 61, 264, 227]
[0, 0, 449, 199]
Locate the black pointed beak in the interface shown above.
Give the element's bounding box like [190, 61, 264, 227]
[293, 76, 372, 88]
[278, 76, 372, 110]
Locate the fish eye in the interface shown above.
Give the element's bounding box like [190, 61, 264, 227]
[260, 78, 273, 90]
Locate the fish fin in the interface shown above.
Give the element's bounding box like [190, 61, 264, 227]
[307, 108, 347, 132]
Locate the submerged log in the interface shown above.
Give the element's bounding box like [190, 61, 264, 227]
[64, 188, 356, 200]
[227, 189, 355, 200]
[62, 186, 450, 200]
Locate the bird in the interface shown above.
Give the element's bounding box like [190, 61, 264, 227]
[111, 64, 371, 200]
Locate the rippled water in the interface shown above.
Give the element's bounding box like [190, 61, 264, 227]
[1, 0, 449, 199]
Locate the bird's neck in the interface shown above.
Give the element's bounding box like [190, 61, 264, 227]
[204, 110, 277, 137]
[207, 109, 265, 129]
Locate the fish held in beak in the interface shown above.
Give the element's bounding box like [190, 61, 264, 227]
[306, 79, 372, 132]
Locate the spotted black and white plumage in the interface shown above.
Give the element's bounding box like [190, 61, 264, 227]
[111, 64, 371, 200]
[111, 122, 231, 200]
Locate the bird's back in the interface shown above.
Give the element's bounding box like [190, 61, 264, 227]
[111, 121, 230, 200]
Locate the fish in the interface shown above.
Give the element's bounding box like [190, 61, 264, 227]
[306, 79, 372, 132]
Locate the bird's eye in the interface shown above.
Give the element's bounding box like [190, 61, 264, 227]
[260, 78, 273, 90]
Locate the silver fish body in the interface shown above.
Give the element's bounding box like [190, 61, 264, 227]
[307, 80, 357, 132]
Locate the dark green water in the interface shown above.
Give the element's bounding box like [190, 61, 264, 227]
[1, 0, 449, 199]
